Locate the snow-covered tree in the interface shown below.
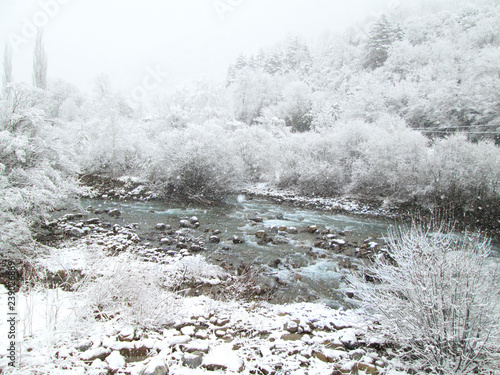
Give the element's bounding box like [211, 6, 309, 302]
[2, 43, 13, 99]
[33, 29, 47, 90]
[0, 84, 79, 261]
[364, 15, 403, 70]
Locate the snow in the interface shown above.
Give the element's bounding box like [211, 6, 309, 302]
[0, 234, 417, 375]
[202, 343, 244, 372]
[105, 351, 125, 371]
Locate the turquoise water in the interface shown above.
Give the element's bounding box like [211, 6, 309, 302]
[74, 194, 498, 306]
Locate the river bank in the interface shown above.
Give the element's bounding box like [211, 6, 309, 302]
[1, 216, 406, 375]
[79, 174, 500, 241]
[2, 175, 497, 374]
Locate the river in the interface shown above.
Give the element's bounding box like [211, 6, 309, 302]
[72, 194, 497, 308]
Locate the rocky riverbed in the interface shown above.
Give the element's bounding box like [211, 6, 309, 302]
[0, 203, 412, 375]
[8, 175, 499, 374]
[35, 199, 389, 306]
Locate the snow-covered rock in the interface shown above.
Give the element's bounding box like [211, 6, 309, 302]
[80, 347, 111, 362]
[118, 326, 136, 341]
[106, 350, 126, 371]
[139, 357, 168, 375]
[202, 343, 244, 372]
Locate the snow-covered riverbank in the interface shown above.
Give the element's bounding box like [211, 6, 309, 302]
[0, 229, 403, 375]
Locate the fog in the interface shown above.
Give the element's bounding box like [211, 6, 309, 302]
[1, 0, 390, 94]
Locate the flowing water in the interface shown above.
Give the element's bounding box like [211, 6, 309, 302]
[73, 195, 498, 308]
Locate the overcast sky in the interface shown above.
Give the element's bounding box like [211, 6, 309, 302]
[0, 0, 393, 95]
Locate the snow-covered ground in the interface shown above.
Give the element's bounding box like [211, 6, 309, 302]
[244, 183, 399, 218]
[0, 232, 410, 374]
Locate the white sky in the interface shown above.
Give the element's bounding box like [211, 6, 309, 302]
[0, 0, 393, 95]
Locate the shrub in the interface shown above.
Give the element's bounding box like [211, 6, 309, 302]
[75, 254, 178, 327]
[149, 123, 245, 201]
[351, 221, 500, 374]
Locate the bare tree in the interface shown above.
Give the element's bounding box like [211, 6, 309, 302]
[2, 43, 13, 99]
[351, 221, 500, 374]
[33, 28, 47, 90]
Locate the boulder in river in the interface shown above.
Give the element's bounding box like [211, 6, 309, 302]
[209, 236, 221, 243]
[179, 220, 193, 229]
[155, 223, 170, 231]
[255, 230, 267, 239]
[232, 235, 245, 244]
[308, 225, 319, 233]
[108, 209, 121, 218]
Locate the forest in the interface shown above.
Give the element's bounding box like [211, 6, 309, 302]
[2, 0, 499, 255]
[1, 0, 500, 374]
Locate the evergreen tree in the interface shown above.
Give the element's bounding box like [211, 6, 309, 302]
[364, 15, 403, 70]
[284, 37, 312, 73]
[33, 29, 48, 90]
[2, 44, 13, 99]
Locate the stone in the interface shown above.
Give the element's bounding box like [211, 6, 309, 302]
[189, 245, 204, 252]
[288, 227, 298, 234]
[80, 347, 111, 362]
[202, 344, 244, 372]
[180, 326, 196, 336]
[358, 363, 379, 374]
[155, 223, 172, 230]
[308, 225, 319, 233]
[69, 227, 85, 237]
[209, 236, 220, 243]
[215, 330, 226, 338]
[179, 220, 192, 228]
[195, 330, 209, 339]
[56, 347, 71, 359]
[314, 351, 332, 363]
[249, 217, 263, 223]
[139, 357, 168, 375]
[272, 236, 289, 245]
[339, 329, 358, 349]
[189, 216, 199, 224]
[281, 333, 303, 341]
[118, 327, 135, 341]
[285, 320, 299, 333]
[232, 235, 244, 244]
[332, 239, 346, 246]
[255, 230, 267, 239]
[75, 339, 93, 352]
[182, 340, 210, 354]
[105, 351, 125, 371]
[108, 209, 121, 217]
[85, 218, 100, 225]
[182, 352, 204, 368]
[159, 238, 174, 245]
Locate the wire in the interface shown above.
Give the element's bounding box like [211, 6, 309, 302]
[417, 130, 499, 135]
[412, 124, 500, 131]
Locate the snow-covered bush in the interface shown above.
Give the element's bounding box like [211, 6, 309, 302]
[428, 134, 500, 204]
[149, 122, 245, 201]
[349, 117, 431, 198]
[76, 254, 178, 327]
[351, 222, 500, 374]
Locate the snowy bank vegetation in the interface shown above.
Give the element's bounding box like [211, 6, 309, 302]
[1, 1, 500, 374]
[0, 83, 80, 263]
[9, 0, 494, 230]
[350, 222, 500, 374]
